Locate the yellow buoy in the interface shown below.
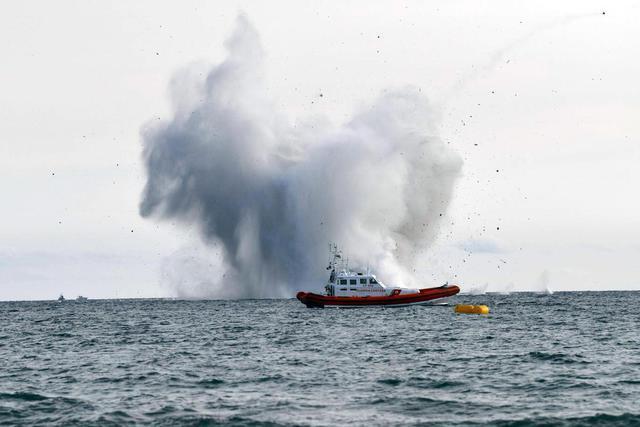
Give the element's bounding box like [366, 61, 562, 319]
[455, 304, 490, 315]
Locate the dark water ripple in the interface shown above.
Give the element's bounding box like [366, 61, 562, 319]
[1, 292, 640, 425]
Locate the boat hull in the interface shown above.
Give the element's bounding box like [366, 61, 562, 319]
[296, 285, 460, 308]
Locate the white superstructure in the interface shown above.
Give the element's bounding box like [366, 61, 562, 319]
[323, 244, 419, 297]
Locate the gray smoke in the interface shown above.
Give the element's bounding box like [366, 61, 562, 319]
[140, 15, 462, 298]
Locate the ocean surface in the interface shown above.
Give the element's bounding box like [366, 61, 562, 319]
[1, 292, 639, 426]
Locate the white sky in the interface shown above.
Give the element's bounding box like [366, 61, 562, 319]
[1, 0, 639, 300]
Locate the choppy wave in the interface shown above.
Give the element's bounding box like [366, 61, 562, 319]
[1, 292, 639, 425]
[486, 412, 640, 426]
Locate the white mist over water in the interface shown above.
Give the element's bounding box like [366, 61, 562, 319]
[140, 15, 462, 298]
[535, 270, 554, 294]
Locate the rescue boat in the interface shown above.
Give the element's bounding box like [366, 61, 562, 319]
[296, 245, 460, 308]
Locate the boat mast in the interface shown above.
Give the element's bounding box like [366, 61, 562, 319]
[327, 243, 344, 282]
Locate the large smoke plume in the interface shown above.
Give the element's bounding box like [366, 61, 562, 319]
[140, 15, 462, 298]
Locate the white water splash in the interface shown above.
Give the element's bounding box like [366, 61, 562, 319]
[140, 15, 462, 298]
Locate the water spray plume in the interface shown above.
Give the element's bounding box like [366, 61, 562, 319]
[140, 15, 462, 298]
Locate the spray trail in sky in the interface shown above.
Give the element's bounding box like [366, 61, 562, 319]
[140, 15, 462, 298]
[442, 12, 600, 104]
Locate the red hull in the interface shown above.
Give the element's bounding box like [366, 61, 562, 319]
[296, 285, 460, 308]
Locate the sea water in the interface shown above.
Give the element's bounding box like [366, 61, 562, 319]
[1, 292, 639, 425]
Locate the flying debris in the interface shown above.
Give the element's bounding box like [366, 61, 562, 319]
[140, 15, 462, 298]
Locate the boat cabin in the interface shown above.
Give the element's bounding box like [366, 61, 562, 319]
[323, 244, 419, 297]
[326, 271, 387, 297]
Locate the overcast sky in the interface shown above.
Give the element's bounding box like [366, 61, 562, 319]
[1, 0, 639, 300]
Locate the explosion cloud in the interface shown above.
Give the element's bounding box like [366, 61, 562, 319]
[140, 15, 462, 298]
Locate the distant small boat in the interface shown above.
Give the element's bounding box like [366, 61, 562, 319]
[76, 296, 88, 302]
[57, 294, 65, 302]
